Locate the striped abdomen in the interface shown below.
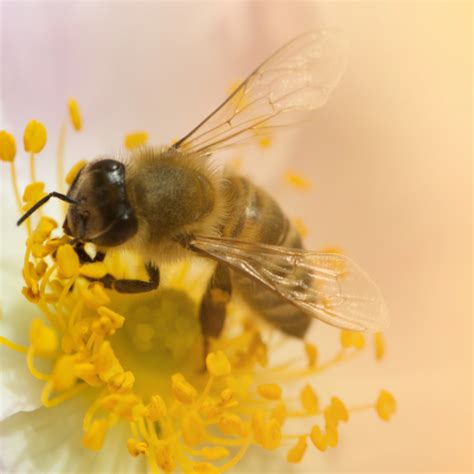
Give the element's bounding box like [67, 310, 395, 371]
[222, 176, 311, 338]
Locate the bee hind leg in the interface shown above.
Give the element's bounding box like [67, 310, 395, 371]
[199, 263, 232, 363]
[99, 262, 160, 294]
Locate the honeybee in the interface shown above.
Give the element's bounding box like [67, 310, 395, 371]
[18, 31, 388, 346]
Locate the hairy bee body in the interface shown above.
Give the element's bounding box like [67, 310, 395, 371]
[122, 147, 311, 337]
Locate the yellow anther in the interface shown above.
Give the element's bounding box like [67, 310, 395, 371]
[0, 130, 16, 162]
[51, 355, 77, 392]
[124, 131, 149, 150]
[35, 216, 58, 240]
[22, 182, 46, 203]
[258, 136, 272, 149]
[192, 462, 220, 474]
[219, 412, 245, 437]
[325, 423, 338, 447]
[96, 341, 124, 383]
[285, 171, 311, 190]
[65, 159, 87, 185]
[147, 394, 167, 421]
[310, 425, 327, 452]
[82, 283, 111, 309]
[156, 445, 176, 473]
[100, 393, 141, 419]
[171, 373, 197, 404]
[304, 342, 318, 367]
[257, 383, 282, 400]
[68, 98, 82, 131]
[29, 318, 58, 356]
[340, 330, 365, 350]
[198, 447, 229, 460]
[57, 244, 80, 278]
[251, 412, 265, 445]
[35, 260, 47, 277]
[287, 436, 307, 463]
[271, 402, 287, 424]
[331, 396, 349, 422]
[262, 417, 281, 450]
[31, 243, 49, 258]
[300, 384, 319, 415]
[127, 438, 148, 457]
[23, 120, 47, 153]
[22, 287, 40, 303]
[97, 306, 125, 329]
[182, 411, 206, 446]
[293, 217, 308, 238]
[79, 262, 108, 279]
[82, 419, 108, 451]
[220, 388, 233, 402]
[376, 389, 396, 421]
[206, 350, 231, 377]
[374, 332, 385, 360]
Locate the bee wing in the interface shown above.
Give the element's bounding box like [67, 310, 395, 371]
[173, 30, 348, 156]
[191, 236, 388, 332]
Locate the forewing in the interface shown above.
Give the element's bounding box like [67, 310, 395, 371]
[173, 30, 347, 156]
[191, 236, 388, 332]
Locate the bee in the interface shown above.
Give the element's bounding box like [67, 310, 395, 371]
[18, 31, 388, 348]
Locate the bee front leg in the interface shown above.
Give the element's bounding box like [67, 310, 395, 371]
[100, 263, 160, 294]
[199, 263, 232, 361]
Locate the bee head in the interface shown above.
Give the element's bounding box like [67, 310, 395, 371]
[62, 159, 138, 247]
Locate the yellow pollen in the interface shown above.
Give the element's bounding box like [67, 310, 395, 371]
[156, 445, 176, 472]
[124, 131, 149, 150]
[171, 373, 198, 404]
[97, 306, 125, 329]
[310, 425, 327, 451]
[206, 350, 231, 377]
[300, 384, 319, 415]
[374, 332, 385, 360]
[68, 98, 82, 131]
[304, 342, 318, 367]
[82, 419, 108, 451]
[56, 244, 80, 278]
[65, 159, 87, 185]
[287, 436, 307, 463]
[51, 355, 77, 392]
[29, 318, 58, 356]
[0, 130, 16, 162]
[79, 262, 108, 279]
[340, 330, 365, 350]
[23, 120, 47, 153]
[284, 171, 311, 190]
[257, 383, 282, 400]
[376, 389, 396, 421]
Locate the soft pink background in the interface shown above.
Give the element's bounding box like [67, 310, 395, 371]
[1, 2, 472, 473]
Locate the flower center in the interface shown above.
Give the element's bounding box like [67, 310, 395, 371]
[110, 288, 202, 399]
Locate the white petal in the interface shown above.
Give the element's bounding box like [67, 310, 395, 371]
[0, 393, 144, 474]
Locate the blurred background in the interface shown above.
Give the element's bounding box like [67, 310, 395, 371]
[1, 2, 472, 473]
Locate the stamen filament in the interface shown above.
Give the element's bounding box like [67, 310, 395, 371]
[0, 336, 29, 354]
[29, 152, 37, 186]
[56, 121, 67, 195]
[26, 346, 50, 381]
[41, 381, 87, 408]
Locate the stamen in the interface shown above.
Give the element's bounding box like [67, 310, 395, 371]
[0, 336, 29, 354]
[124, 131, 149, 150]
[23, 120, 47, 184]
[284, 171, 311, 190]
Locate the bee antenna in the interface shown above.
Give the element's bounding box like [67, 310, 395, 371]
[16, 192, 79, 227]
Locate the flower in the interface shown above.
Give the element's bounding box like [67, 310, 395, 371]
[0, 98, 395, 473]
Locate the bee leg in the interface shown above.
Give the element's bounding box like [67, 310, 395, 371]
[199, 263, 232, 363]
[100, 263, 160, 294]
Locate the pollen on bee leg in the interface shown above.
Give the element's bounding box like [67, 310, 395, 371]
[124, 131, 149, 150]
